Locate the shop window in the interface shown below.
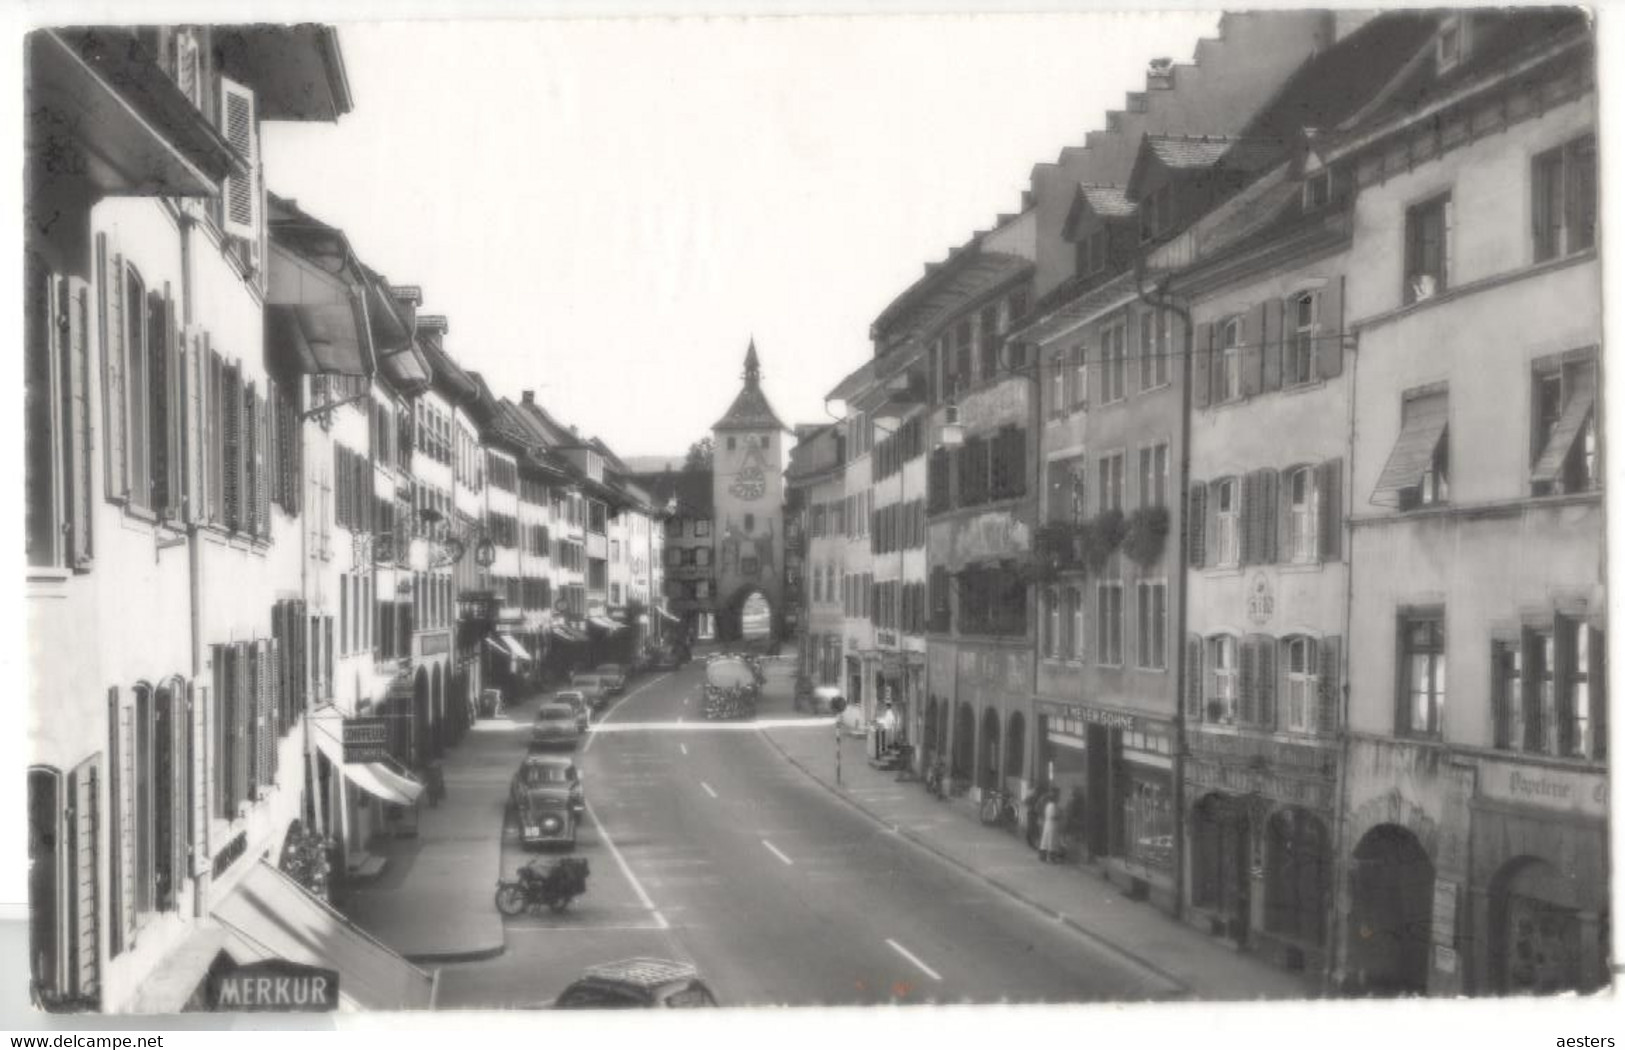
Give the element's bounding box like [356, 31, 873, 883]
[1398, 612, 1446, 737]
[1265, 809, 1330, 946]
[1206, 635, 1238, 724]
[1123, 776, 1174, 871]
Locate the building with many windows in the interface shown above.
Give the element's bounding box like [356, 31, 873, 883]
[787, 424, 848, 689]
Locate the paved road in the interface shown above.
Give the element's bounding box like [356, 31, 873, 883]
[436, 662, 1176, 1008]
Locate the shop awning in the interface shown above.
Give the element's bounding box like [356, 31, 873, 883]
[266, 299, 373, 378]
[551, 624, 587, 643]
[1532, 377, 1596, 485]
[501, 632, 534, 662]
[589, 615, 627, 634]
[1372, 390, 1448, 505]
[655, 606, 681, 624]
[214, 860, 435, 1011]
[311, 713, 425, 806]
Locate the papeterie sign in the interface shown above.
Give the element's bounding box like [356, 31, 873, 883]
[343, 717, 390, 763]
[210, 959, 339, 1012]
[1479, 762, 1606, 819]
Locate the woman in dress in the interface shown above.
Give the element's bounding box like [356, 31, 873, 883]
[1038, 788, 1061, 863]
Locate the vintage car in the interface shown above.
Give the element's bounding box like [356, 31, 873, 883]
[510, 755, 584, 848]
[553, 958, 718, 1009]
[554, 689, 591, 732]
[531, 703, 583, 750]
[569, 674, 610, 712]
[592, 664, 628, 695]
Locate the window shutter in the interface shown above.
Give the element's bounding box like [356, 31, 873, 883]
[1317, 276, 1345, 379]
[218, 77, 260, 242]
[1186, 480, 1207, 568]
[175, 30, 201, 107]
[110, 688, 136, 954]
[266, 380, 281, 516]
[207, 345, 224, 525]
[1192, 322, 1212, 410]
[181, 328, 204, 524]
[1242, 302, 1266, 397]
[1238, 636, 1258, 726]
[1259, 468, 1279, 564]
[222, 363, 241, 530]
[62, 277, 95, 567]
[169, 683, 190, 902]
[1590, 626, 1606, 761]
[69, 757, 100, 998]
[241, 382, 258, 537]
[1204, 481, 1220, 566]
[161, 288, 184, 521]
[1262, 297, 1284, 392]
[190, 682, 210, 876]
[1317, 635, 1342, 733]
[212, 646, 231, 818]
[1317, 457, 1343, 561]
[1253, 634, 1277, 729]
[259, 639, 276, 784]
[235, 641, 253, 807]
[98, 235, 130, 502]
[1185, 634, 1204, 719]
[1239, 471, 1259, 566]
[1125, 309, 1141, 398]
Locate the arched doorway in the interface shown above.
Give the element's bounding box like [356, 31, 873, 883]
[411, 667, 430, 768]
[979, 707, 1001, 790]
[1348, 823, 1435, 995]
[923, 698, 939, 764]
[1191, 792, 1251, 943]
[430, 665, 444, 759]
[1005, 711, 1026, 783]
[1489, 856, 1592, 994]
[720, 585, 774, 645]
[952, 703, 975, 782]
[1265, 807, 1332, 950]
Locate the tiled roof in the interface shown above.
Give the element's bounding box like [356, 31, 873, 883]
[1079, 184, 1136, 218]
[1146, 134, 1279, 173]
[713, 383, 787, 432]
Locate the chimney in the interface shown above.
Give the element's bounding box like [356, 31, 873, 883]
[1147, 57, 1174, 90]
[417, 314, 449, 335]
[521, 390, 535, 405]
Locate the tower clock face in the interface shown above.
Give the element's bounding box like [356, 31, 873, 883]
[729, 434, 768, 502]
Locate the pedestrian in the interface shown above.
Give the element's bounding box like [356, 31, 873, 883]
[877, 701, 898, 756]
[1038, 788, 1061, 863]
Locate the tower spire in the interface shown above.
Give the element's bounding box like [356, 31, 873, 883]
[743, 338, 761, 387]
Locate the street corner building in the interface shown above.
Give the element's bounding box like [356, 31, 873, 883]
[783, 8, 1607, 997]
[23, 22, 678, 1013]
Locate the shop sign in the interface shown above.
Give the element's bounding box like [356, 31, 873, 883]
[1479, 763, 1607, 819]
[211, 960, 338, 1012]
[417, 631, 450, 657]
[343, 718, 390, 763]
[881, 651, 903, 678]
[1245, 571, 1275, 627]
[1033, 699, 1139, 731]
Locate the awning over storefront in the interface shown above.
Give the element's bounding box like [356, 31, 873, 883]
[655, 606, 681, 624]
[1372, 387, 1449, 505]
[484, 634, 531, 663]
[551, 624, 588, 643]
[214, 860, 436, 1011]
[310, 712, 425, 806]
[589, 615, 627, 634]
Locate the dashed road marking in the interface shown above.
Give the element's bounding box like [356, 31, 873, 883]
[761, 840, 793, 866]
[700, 781, 718, 799]
[680, 743, 688, 756]
[885, 938, 942, 981]
[581, 800, 669, 930]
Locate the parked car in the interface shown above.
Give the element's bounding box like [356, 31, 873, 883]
[510, 755, 584, 848]
[555, 689, 591, 732]
[570, 674, 610, 712]
[593, 663, 628, 694]
[531, 703, 582, 750]
[553, 958, 718, 1009]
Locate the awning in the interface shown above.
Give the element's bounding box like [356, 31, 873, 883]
[655, 607, 681, 624]
[1372, 390, 1448, 505]
[498, 632, 533, 662]
[266, 299, 373, 378]
[124, 924, 229, 1013]
[214, 860, 435, 1011]
[311, 713, 425, 806]
[551, 624, 587, 643]
[589, 616, 627, 635]
[1532, 374, 1596, 485]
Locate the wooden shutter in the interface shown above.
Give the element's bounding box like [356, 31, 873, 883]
[1186, 480, 1207, 568]
[168, 684, 190, 906]
[255, 389, 270, 540]
[1258, 468, 1279, 564]
[1253, 634, 1277, 729]
[1317, 276, 1345, 379]
[1192, 322, 1212, 410]
[63, 277, 94, 567]
[266, 379, 281, 515]
[190, 681, 210, 876]
[235, 642, 252, 807]
[219, 78, 260, 241]
[1185, 634, 1203, 720]
[69, 757, 99, 997]
[108, 688, 135, 954]
[161, 288, 184, 520]
[1590, 626, 1606, 761]
[222, 363, 241, 530]
[1318, 457, 1343, 561]
[256, 639, 274, 786]
[1239, 471, 1259, 566]
[175, 30, 201, 106]
[1242, 302, 1266, 397]
[1317, 635, 1341, 733]
[1238, 636, 1258, 726]
[98, 234, 130, 502]
[1262, 297, 1284, 392]
[212, 646, 232, 818]
[207, 344, 225, 525]
[1205, 481, 1220, 566]
[182, 327, 204, 523]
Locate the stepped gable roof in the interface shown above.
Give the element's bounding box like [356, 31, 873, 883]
[713, 340, 788, 432]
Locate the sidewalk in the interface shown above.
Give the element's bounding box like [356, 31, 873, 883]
[753, 659, 1317, 1002]
[340, 694, 541, 964]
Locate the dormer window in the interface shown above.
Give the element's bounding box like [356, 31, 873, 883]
[1437, 15, 1469, 74]
[1302, 169, 1333, 211]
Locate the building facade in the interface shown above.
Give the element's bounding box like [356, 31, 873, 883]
[711, 343, 788, 642]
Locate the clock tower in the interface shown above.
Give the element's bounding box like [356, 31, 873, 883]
[711, 340, 786, 642]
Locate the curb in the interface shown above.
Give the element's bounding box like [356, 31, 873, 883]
[757, 728, 1191, 999]
[405, 939, 507, 965]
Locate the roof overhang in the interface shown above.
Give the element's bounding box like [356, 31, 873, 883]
[212, 24, 353, 122]
[377, 340, 432, 395]
[28, 28, 238, 198]
[872, 252, 1032, 347]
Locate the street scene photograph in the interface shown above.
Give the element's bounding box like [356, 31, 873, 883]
[19, 2, 1613, 1021]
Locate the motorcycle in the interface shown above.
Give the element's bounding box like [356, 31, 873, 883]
[495, 856, 590, 915]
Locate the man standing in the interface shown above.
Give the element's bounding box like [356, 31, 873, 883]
[876, 701, 899, 757]
[1038, 789, 1061, 863]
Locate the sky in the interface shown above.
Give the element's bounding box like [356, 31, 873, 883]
[263, 13, 1222, 460]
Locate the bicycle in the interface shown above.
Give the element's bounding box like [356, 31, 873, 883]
[979, 787, 1018, 829]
